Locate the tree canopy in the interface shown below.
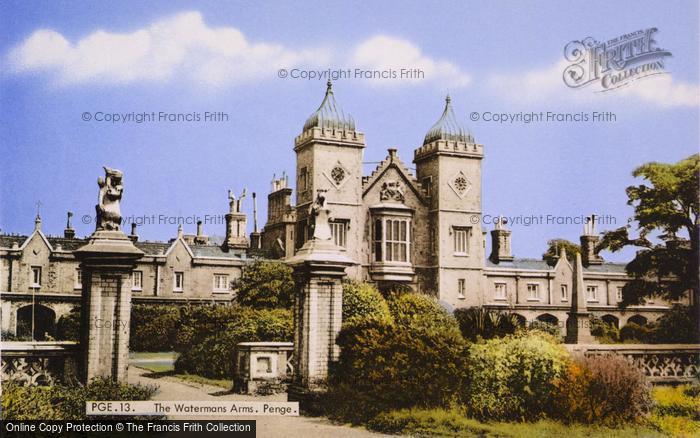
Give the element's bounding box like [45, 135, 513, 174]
[597, 154, 699, 312]
[232, 260, 295, 309]
[542, 238, 581, 266]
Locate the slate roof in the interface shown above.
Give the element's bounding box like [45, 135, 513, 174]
[486, 258, 551, 270]
[189, 244, 246, 259]
[0, 235, 27, 248]
[486, 257, 628, 274]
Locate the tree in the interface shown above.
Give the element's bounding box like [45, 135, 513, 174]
[597, 154, 699, 324]
[232, 260, 295, 309]
[542, 239, 580, 266]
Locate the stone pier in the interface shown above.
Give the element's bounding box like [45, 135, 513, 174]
[287, 192, 356, 410]
[74, 167, 143, 382]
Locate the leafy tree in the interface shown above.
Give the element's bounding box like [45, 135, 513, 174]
[543, 239, 580, 266]
[232, 260, 295, 309]
[597, 155, 699, 322]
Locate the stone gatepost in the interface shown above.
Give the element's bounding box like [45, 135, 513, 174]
[74, 167, 143, 382]
[565, 252, 595, 344]
[286, 191, 356, 409]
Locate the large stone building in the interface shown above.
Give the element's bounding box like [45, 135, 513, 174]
[0, 204, 249, 340]
[260, 81, 674, 330]
[0, 82, 674, 340]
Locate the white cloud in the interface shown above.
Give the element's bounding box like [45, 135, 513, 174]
[6, 11, 330, 88]
[351, 35, 471, 88]
[6, 13, 472, 90]
[487, 59, 699, 108]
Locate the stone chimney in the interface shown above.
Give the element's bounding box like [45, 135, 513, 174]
[128, 222, 138, 242]
[580, 214, 603, 266]
[64, 211, 76, 239]
[489, 216, 513, 263]
[194, 220, 208, 245]
[249, 192, 262, 251]
[224, 190, 248, 251]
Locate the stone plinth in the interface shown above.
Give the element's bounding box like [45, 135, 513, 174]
[234, 342, 293, 395]
[286, 236, 356, 410]
[74, 230, 143, 382]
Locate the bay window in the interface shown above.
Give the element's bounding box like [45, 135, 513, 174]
[372, 217, 411, 263]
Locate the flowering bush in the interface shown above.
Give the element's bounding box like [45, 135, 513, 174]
[553, 354, 653, 425]
[465, 331, 569, 421]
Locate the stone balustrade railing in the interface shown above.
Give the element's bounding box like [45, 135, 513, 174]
[1, 341, 80, 386]
[566, 344, 700, 383]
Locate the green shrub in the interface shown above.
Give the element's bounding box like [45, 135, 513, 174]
[619, 322, 652, 343]
[1, 378, 156, 420]
[328, 317, 470, 423]
[527, 320, 562, 339]
[554, 355, 653, 425]
[56, 308, 81, 341]
[590, 316, 620, 343]
[650, 305, 699, 343]
[387, 292, 461, 335]
[652, 385, 700, 419]
[454, 307, 522, 342]
[232, 260, 295, 309]
[174, 306, 292, 378]
[465, 331, 569, 421]
[342, 281, 393, 326]
[130, 304, 181, 351]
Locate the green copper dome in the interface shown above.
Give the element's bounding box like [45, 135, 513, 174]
[303, 81, 355, 132]
[423, 95, 473, 145]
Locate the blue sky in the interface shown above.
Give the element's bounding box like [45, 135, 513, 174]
[1, 0, 698, 262]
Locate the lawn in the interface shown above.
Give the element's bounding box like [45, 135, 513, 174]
[129, 351, 231, 389]
[368, 407, 699, 437]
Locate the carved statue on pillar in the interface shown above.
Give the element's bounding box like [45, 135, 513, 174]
[309, 190, 332, 241]
[95, 167, 124, 231]
[228, 188, 247, 213]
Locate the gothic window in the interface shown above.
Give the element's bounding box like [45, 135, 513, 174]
[173, 272, 184, 292]
[561, 284, 568, 301]
[213, 274, 229, 292]
[372, 217, 411, 263]
[495, 282, 507, 300]
[616, 286, 623, 301]
[132, 270, 143, 291]
[587, 285, 598, 302]
[330, 219, 348, 248]
[30, 266, 42, 288]
[458, 279, 466, 299]
[299, 167, 308, 192]
[453, 227, 471, 255]
[74, 268, 82, 289]
[527, 283, 540, 301]
[421, 176, 433, 198]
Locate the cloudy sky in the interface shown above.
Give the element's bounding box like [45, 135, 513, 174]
[1, 0, 698, 261]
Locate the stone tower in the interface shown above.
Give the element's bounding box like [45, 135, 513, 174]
[414, 95, 485, 306]
[294, 81, 365, 275]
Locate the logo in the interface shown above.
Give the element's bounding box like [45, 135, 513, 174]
[563, 28, 672, 92]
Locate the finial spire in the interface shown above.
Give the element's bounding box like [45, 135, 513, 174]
[326, 80, 333, 93]
[445, 93, 451, 105]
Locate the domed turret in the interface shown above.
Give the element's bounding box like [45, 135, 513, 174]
[303, 81, 355, 132]
[423, 94, 472, 145]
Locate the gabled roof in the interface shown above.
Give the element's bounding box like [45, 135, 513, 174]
[362, 149, 425, 203]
